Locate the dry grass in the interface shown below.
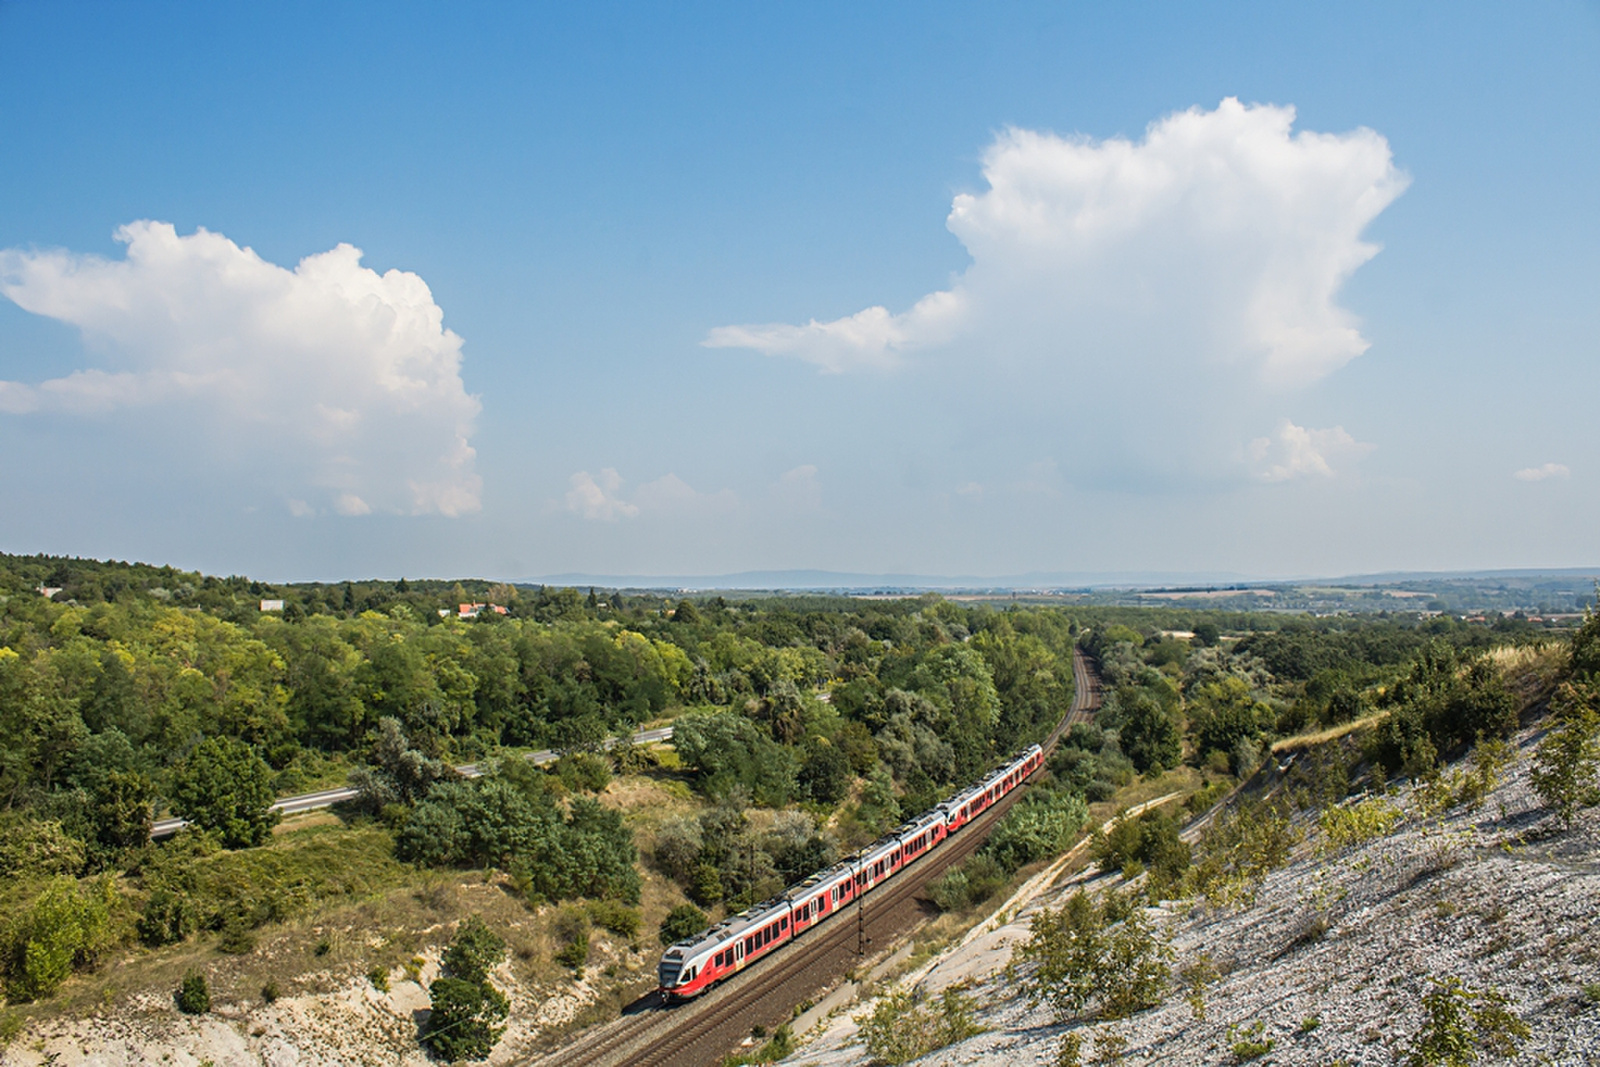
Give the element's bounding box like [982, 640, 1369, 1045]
[1272, 711, 1385, 754]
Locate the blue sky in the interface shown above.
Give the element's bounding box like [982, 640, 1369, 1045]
[1, 1, 1596, 582]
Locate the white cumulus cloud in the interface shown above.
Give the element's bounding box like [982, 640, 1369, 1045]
[0, 221, 482, 516]
[708, 99, 1407, 388]
[1248, 419, 1374, 482]
[1514, 462, 1570, 482]
[563, 468, 738, 521]
[565, 469, 640, 521]
[706, 99, 1407, 488]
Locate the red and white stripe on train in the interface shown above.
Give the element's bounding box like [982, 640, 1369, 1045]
[657, 743, 1044, 999]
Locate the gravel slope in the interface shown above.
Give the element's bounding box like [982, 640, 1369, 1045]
[782, 729, 1600, 1067]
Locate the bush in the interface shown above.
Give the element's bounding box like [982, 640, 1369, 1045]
[216, 913, 257, 955]
[1572, 595, 1600, 680]
[1184, 796, 1300, 908]
[658, 903, 709, 947]
[2, 876, 115, 1003]
[423, 976, 509, 1061]
[442, 916, 505, 985]
[1375, 645, 1518, 771]
[552, 752, 611, 794]
[1114, 689, 1182, 774]
[400, 777, 640, 904]
[1227, 1019, 1275, 1062]
[1019, 890, 1172, 1022]
[585, 899, 640, 940]
[1404, 975, 1528, 1066]
[798, 742, 851, 805]
[929, 867, 972, 913]
[855, 984, 983, 1065]
[1318, 794, 1404, 853]
[650, 816, 703, 883]
[927, 852, 1011, 913]
[551, 906, 590, 970]
[175, 970, 211, 1014]
[982, 786, 1089, 875]
[1091, 809, 1190, 893]
[1530, 684, 1600, 827]
[0, 816, 86, 880]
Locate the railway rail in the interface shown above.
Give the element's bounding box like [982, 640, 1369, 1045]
[529, 647, 1103, 1067]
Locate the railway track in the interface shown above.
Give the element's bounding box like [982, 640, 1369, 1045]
[528, 648, 1103, 1067]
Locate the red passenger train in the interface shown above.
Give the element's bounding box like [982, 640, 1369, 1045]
[657, 743, 1044, 999]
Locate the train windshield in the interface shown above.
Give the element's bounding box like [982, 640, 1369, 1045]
[657, 952, 684, 988]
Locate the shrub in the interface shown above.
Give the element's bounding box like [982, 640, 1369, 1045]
[368, 965, 390, 992]
[442, 916, 505, 985]
[855, 983, 983, 1065]
[1227, 1019, 1275, 1062]
[585, 899, 640, 940]
[552, 751, 612, 794]
[0, 816, 86, 879]
[1572, 594, 1600, 680]
[983, 786, 1089, 875]
[1530, 684, 1600, 827]
[650, 816, 703, 883]
[175, 970, 211, 1014]
[260, 980, 280, 1003]
[401, 777, 640, 903]
[929, 867, 972, 913]
[1184, 796, 1300, 908]
[1179, 953, 1219, 1020]
[1185, 779, 1232, 817]
[2, 876, 115, 1002]
[216, 914, 257, 955]
[1091, 809, 1190, 893]
[1019, 890, 1171, 1022]
[798, 742, 851, 805]
[658, 903, 709, 947]
[423, 976, 509, 1061]
[551, 907, 590, 970]
[1403, 975, 1528, 1066]
[1318, 794, 1403, 853]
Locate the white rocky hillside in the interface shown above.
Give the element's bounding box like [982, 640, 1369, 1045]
[781, 720, 1600, 1067]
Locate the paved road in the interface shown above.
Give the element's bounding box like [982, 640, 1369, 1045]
[149, 726, 675, 839]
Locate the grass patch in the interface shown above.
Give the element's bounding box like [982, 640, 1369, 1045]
[1272, 712, 1385, 755]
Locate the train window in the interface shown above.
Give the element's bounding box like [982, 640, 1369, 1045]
[781, 916, 788, 929]
[744, 936, 753, 954]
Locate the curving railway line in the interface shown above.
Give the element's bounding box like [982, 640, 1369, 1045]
[527, 647, 1103, 1067]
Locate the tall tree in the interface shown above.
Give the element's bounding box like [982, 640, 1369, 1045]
[169, 736, 279, 848]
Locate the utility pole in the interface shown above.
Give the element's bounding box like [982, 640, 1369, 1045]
[855, 862, 872, 958]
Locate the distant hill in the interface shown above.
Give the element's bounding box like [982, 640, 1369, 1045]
[521, 569, 1263, 592]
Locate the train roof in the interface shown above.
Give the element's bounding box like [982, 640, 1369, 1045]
[662, 892, 792, 958]
[791, 861, 854, 894]
[940, 783, 983, 807]
[897, 806, 945, 833]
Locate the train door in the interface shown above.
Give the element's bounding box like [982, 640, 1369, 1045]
[734, 939, 746, 969]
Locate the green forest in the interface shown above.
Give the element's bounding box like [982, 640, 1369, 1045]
[0, 551, 1588, 1026]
